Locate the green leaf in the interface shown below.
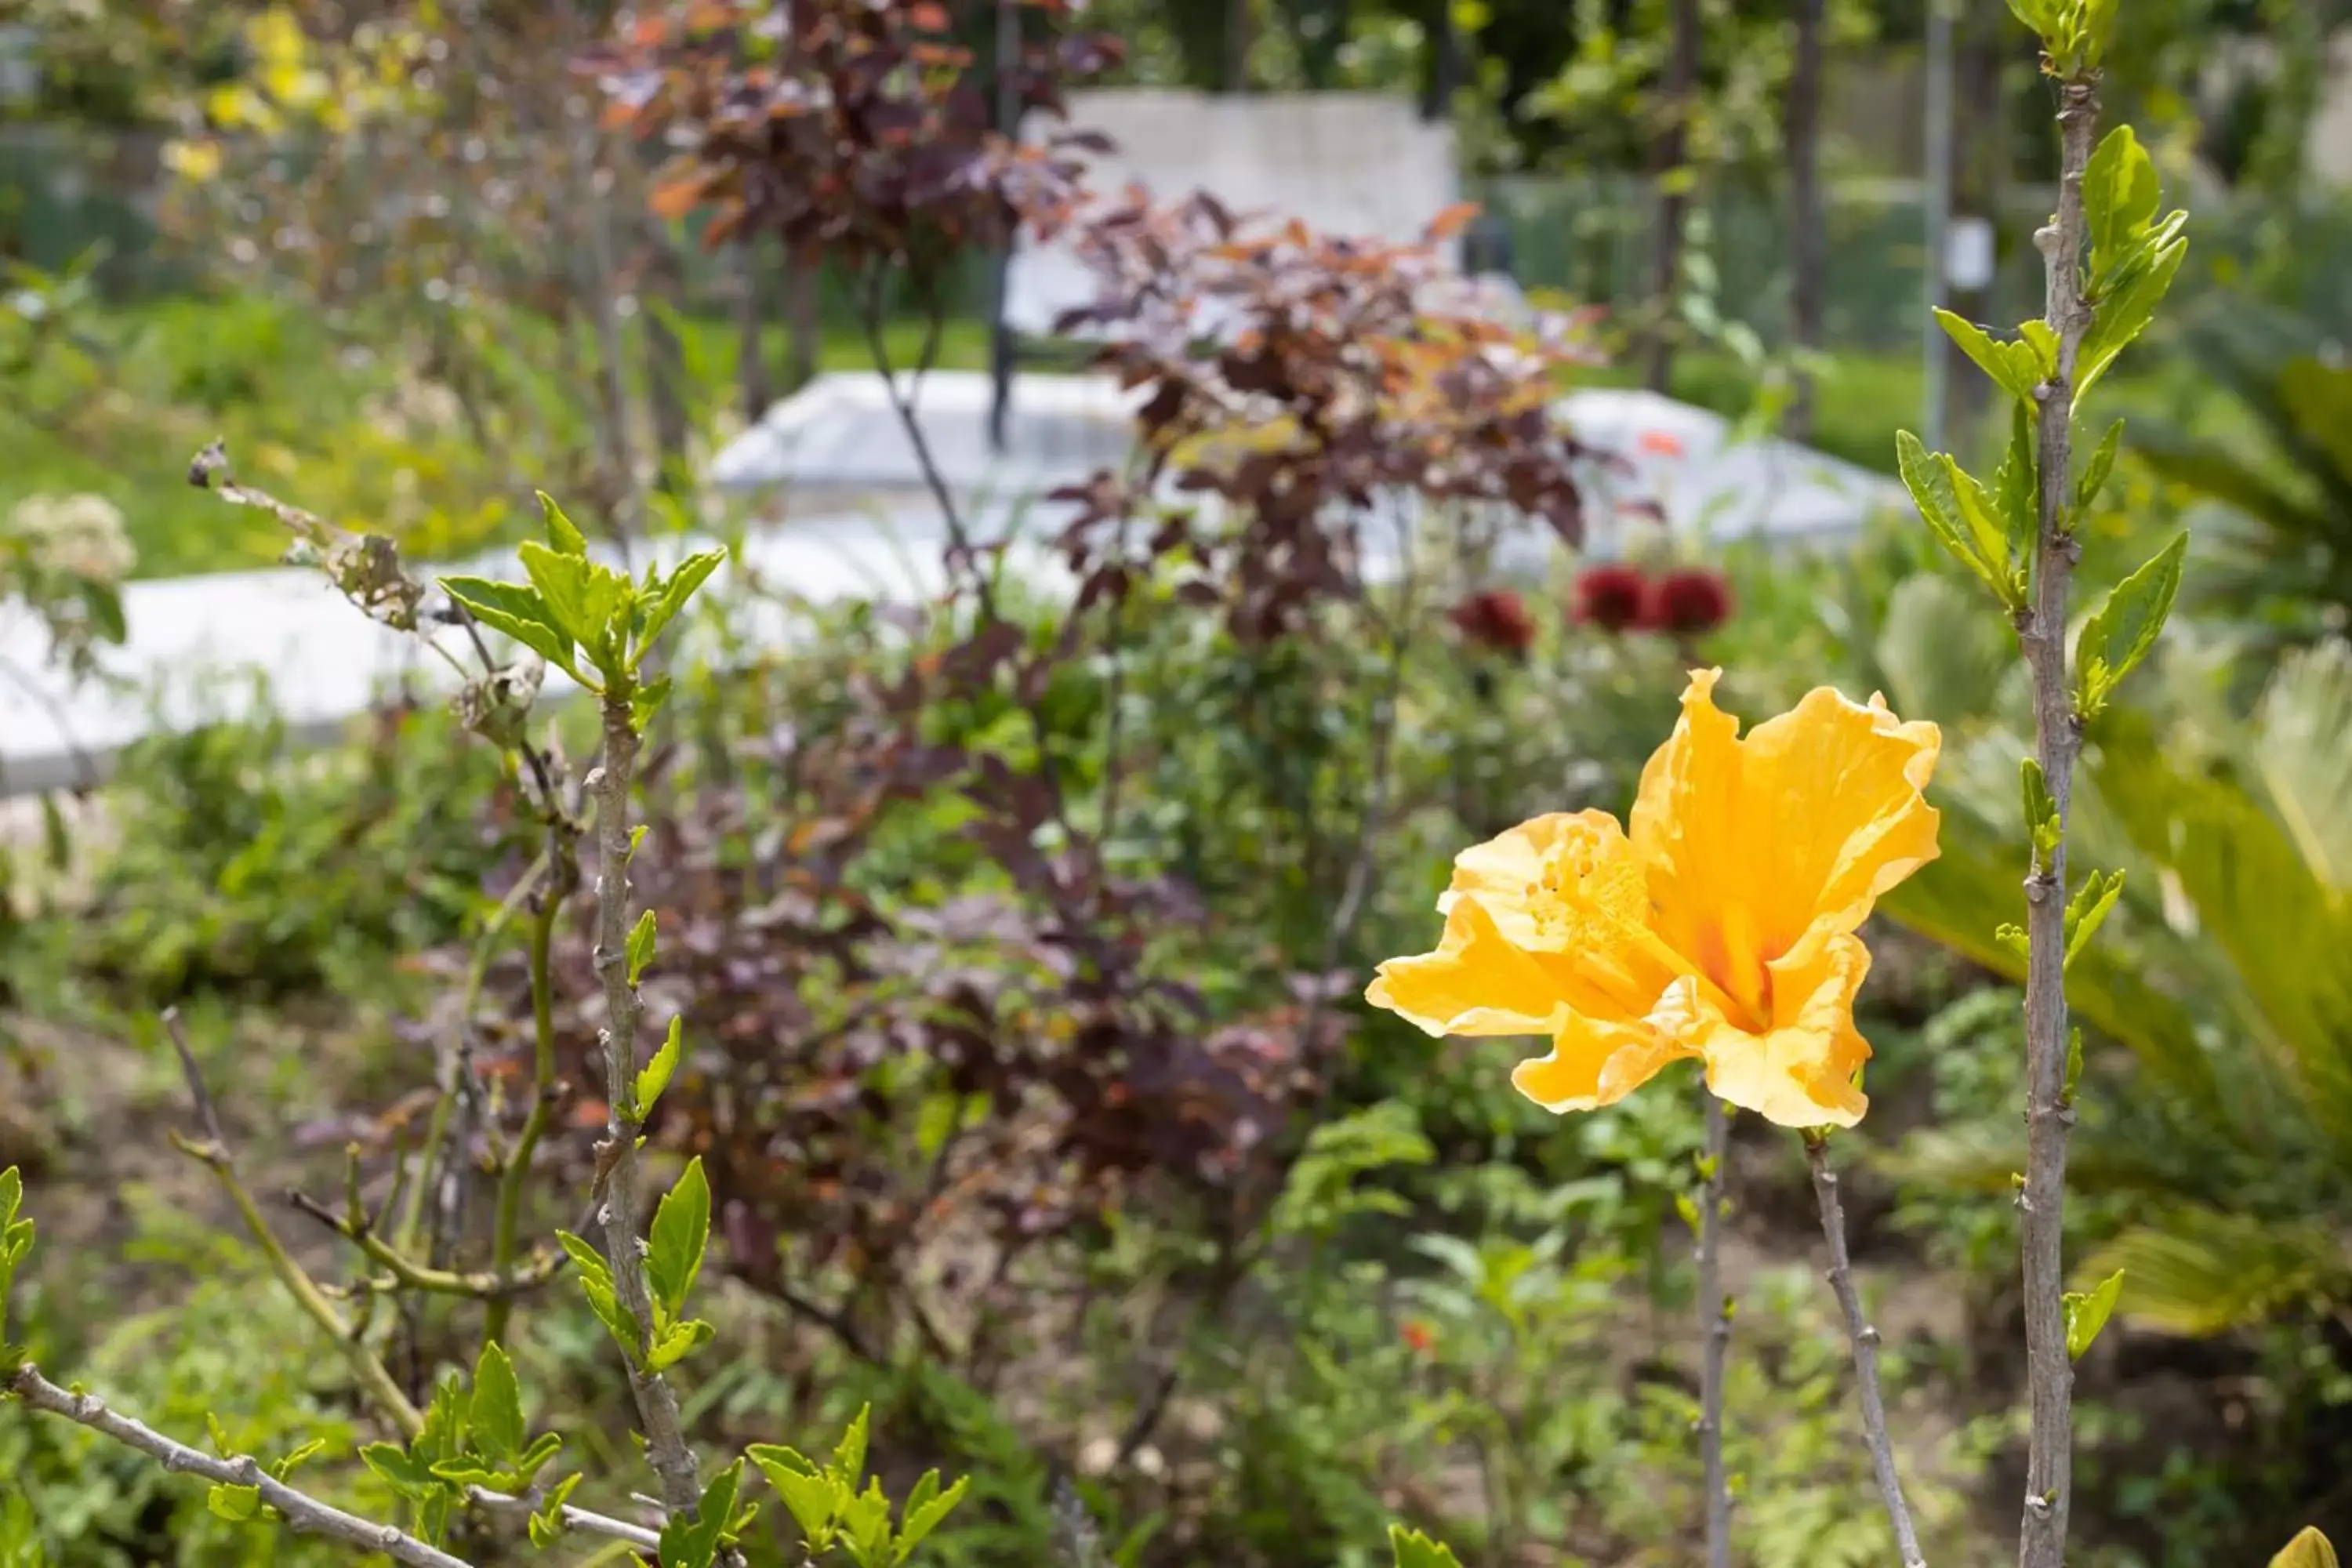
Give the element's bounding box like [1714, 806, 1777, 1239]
[832, 1405, 871, 1488]
[272, 1439, 326, 1480]
[895, 1473, 970, 1564]
[553, 1230, 614, 1291]
[360, 1441, 440, 1499]
[2082, 125, 2160, 270]
[2272, 1527, 2342, 1568]
[2063, 1268, 2125, 1359]
[2078, 0, 2117, 66]
[2078, 222, 2188, 401]
[537, 491, 589, 557]
[1993, 401, 2038, 565]
[748, 1445, 840, 1548]
[626, 909, 658, 987]
[658, 1457, 743, 1568]
[2063, 869, 2126, 969]
[635, 1016, 684, 1120]
[646, 1157, 711, 1320]
[645, 1317, 715, 1374]
[1391, 1525, 1466, 1568]
[206, 1484, 263, 1523]
[468, 1341, 526, 1467]
[2076, 418, 2124, 512]
[516, 1431, 564, 1480]
[439, 576, 579, 677]
[1936, 310, 2043, 404]
[554, 1230, 641, 1353]
[2021, 758, 2060, 860]
[634, 548, 727, 660]
[1896, 430, 2019, 605]
[528, 1472, 583, 1548]
[630, 673, 675, 730]
[2062, 1025, 2085, 1106]
[839, 1479, 895, 1566]
[2076, 532, 2188, 717]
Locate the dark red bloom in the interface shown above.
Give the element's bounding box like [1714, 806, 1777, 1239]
[1646, 567, 1734, 637]
[1401, 1319, 1436, 1354]
[1570, 564, 1652, 634]
[1449, 589, 1537, 656]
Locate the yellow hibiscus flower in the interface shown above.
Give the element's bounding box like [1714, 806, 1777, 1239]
[1367, 669, 1940, 1128]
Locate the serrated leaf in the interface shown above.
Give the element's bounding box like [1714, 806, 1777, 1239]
[205, 1411, 234, 1458]
[0, 1168, 19, 1234]
[1996, 922, 2030, 960]
[439, 576, 578, 677]
[657, 1458, 743, 1568]
[2083, 125, 2160, 270]
[528, 1472, 583, 1548]
[2272, 1527, 2342, 1568]
[274, 1439, 326, 1480]
[360, 1441, 439, 1499]
[749, 1445, 840, 1546]
[2079, 0, 2117, 65]
[840, 1479, 894, 1565]
[537, 491, 589, 557]
[2077, 419, 2124, 511]
[206, 1483, 262, 1523]
[2078, 227, 2187, 401]
[1994, 402, 2039, 565]
[626, 909, 658, 987]
[895, 1473, 970, 1564]
[832, 1405, 871, 1487]
[646, 1157, 710, 1320]
[2077, 532, 2188, 717]
[1936, 310, 2043, 405]
[635, 1016, 684, 1120]
[2064, 1268, 2125, 1359]
[554, 1231, 614, 1290]
[1391, 1525, 1467, 1568]
[635, 548, 727, 660]
[1896, 430, 2017, 604]
[2021, 757, 2060, 860]
[645, 1317, 715, 1374]
[630, 673, 675, 730]
[2063, 869, 2126, 969]
[469, 1341, 526, 1466]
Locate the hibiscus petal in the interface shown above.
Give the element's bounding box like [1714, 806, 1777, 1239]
[1511, 1011, 1695, 1113]
[1652, 926, 1876, 1129]
[1632, 669, 1940, 1020]
[1436, 809, 1677, 1018]
[1367, 895, 1570, 1038]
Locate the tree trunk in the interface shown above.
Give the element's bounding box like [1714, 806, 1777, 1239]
[782, 256, 821, 394]
[735, 238, 771, 426]
[1784, 0, 1826, 440]
[1644, 0, 1702, 395]
[638, 220, 694, 498]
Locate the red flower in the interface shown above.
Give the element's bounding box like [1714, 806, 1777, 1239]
[1448, 589, 1537, 656]
[1646, 567, 1734, 636]
[1570, 564, 1652, 634]
[1637, 428, 1686, 458]
[1401, 1319, 1436, 1354]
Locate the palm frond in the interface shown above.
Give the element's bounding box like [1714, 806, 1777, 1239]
[2079, 1206, 2350, 1339]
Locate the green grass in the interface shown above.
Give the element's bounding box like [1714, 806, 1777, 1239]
[2, 291, 993, 581]
[3, 288, 2238, 583]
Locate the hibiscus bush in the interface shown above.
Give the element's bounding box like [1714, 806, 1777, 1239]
[7, 1, 2352, 1566]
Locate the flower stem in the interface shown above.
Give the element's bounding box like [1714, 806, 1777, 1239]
[1696, 1092, 1732, 1568]
[2017, 65, 2101, 1568]
[1805, 1131, 1924, 1568]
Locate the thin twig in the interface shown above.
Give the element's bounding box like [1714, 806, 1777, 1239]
[2017, 65, 2100, 1568]
[466, 1486, 664, 1552]
[6, 1365, 463, 1568]
[590, 695, 704, 1517]
[1695, 1093, 1732, 1568]
[161, 1010, 423, 1436]
[1805, 1132, 1924, 1568]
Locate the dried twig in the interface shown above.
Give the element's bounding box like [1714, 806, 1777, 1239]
[1806, 1132, 1924, 1567]
[5, 1364, 469, 1568]
[2016, 64, 2101, 1568]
